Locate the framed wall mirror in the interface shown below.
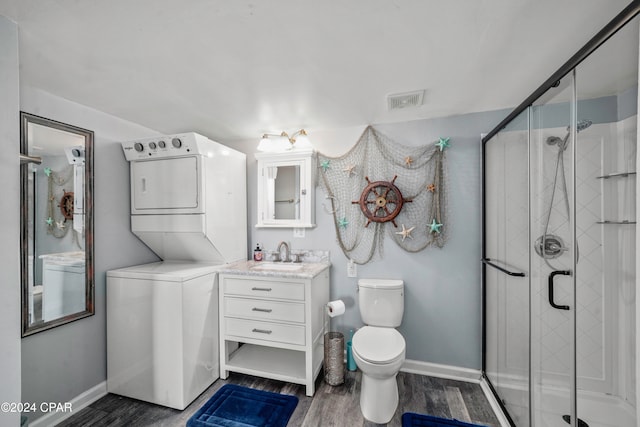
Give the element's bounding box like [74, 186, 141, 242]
[255, 149, 316, 228]
[20, 112, 94, 337]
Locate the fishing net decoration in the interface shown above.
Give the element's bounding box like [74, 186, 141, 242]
[316, 126, 449, 264]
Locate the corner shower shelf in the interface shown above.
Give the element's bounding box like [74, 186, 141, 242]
[596, 171, 636, 179]
[596, 220, 636, 225]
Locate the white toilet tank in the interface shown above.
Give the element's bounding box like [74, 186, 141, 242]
[358, 279, 404, 327]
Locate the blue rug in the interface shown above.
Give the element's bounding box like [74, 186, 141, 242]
[402, 413, 488, 427]
[187, 384, 298, 427]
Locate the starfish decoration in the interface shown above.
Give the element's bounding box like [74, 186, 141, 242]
[44, 167, 52, 177]
[435, 137, 450, 152]
[343, 164, 356, 177]
[338, 217, 349, 229]
[320, 160, 331, 172]
[426, 183, 436, 193]
[404, 156, 413, 167]
[395, 224, 415, 241]
[429, 219, 443, 234]
[45, 217, 54, 226]
[56, 220, 66, 230]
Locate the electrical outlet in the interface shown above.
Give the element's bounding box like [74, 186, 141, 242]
[347, 259, 357, 277]
[293, 228, 305, 238]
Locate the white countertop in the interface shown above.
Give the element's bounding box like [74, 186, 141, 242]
[218, 259, 330, 279]
[39, 251, 85, 266]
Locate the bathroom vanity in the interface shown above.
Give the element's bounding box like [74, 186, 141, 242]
[218, 260, 330, 396]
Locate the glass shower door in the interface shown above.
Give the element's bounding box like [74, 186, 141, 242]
[484, 109, 530, 426]
[484, 8, 639, 427]
[530, 74, 577, 427]
[572, 15, 638, 427]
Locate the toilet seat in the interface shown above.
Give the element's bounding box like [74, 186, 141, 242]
[352, 326, 405, 364]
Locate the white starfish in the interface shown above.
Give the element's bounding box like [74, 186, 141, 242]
[56, 220, 66, 230]
[395, 224, 415, 241]
[343, 164, 356, 177]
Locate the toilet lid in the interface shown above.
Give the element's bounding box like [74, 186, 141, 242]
[352, 326, 405, 364]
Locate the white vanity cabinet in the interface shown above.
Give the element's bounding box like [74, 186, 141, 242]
[219, 264, 330, 396]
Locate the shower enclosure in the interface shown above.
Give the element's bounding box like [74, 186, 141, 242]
[483, 4, 639, 427]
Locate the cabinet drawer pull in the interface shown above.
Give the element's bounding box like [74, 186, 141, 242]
[251, 307, 273, 313]
[251, 287, 272, 292]
[252, 328, 273, 334]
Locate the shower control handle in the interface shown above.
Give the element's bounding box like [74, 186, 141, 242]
[548, 270, 571, 310]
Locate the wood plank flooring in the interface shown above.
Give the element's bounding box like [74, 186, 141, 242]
[56, 371, 501, 427]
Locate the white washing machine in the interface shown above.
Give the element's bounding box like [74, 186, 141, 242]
[107, 262, 220, 410]
[40, 251, 86, 322]
[107, 133, 247, 409]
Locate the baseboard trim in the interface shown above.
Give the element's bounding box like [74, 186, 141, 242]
[30, 381, 107, 427]
[401, 359, 483, 383]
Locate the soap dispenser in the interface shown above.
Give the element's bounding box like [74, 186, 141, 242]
[253, 244, 263, 261]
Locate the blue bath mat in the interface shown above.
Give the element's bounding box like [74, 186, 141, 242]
[187, 384, 298, 427]
[402, 412, 488, 427]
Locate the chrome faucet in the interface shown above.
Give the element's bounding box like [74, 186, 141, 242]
[276, 241, 291, 263]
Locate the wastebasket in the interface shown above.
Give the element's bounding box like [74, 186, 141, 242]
[324, 331, 345, 386]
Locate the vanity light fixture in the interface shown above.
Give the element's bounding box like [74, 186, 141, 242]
[257, 129, 312, 152]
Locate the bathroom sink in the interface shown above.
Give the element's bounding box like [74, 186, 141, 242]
[250, 262, 304, 272]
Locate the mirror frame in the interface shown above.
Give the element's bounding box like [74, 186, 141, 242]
[255, 149, 316, 228]
[20, 112, 95, 337]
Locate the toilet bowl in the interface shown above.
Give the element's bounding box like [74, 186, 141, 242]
[352, 325, 406, 423]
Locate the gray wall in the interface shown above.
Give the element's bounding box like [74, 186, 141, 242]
[242, 109, 509, 369]
[502, 87, 639, 133]
[20, 86, 160, 423]
[0, 15, 21, 427]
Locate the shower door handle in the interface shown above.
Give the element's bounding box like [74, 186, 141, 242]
[548, 270, 571, 310]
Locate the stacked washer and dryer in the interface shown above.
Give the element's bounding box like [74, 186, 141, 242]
[106, 133, 247, 410]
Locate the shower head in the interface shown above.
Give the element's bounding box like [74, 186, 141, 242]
[576, 119, 592, 132]
[565, 119, 593, 133]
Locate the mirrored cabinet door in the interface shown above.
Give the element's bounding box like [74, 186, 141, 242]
[272, 164, 300, 220]
[256, 149, 316, 228]
[20, 112, 94, 337]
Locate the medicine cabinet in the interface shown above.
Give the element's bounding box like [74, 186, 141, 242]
[255, 149, 316, 228]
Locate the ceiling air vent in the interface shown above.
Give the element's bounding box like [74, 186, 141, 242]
[387, 90, 425, 110]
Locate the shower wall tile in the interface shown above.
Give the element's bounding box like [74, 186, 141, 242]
[530, 123, 609, 389]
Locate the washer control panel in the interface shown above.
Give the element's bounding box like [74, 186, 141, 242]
[122, 133, 202, 160]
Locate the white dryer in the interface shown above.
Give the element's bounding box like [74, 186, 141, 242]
[107, 133, 247, 409]
[122, 132, 247, 263]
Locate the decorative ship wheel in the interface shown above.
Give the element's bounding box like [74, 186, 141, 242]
[58, 191, 75, 220]
[352, 175, 411, 227]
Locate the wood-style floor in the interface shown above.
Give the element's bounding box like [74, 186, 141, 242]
[56, 371, 501, 427]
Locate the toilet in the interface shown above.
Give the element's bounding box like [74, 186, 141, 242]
[352, 278, 406, 424]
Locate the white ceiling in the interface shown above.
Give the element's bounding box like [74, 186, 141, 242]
[0, 0, 635, 142]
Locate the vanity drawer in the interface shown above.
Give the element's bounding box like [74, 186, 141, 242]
[224, 297, 305, 323]
[223, 278, 304, 301]
[225, 318, 305, 346]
